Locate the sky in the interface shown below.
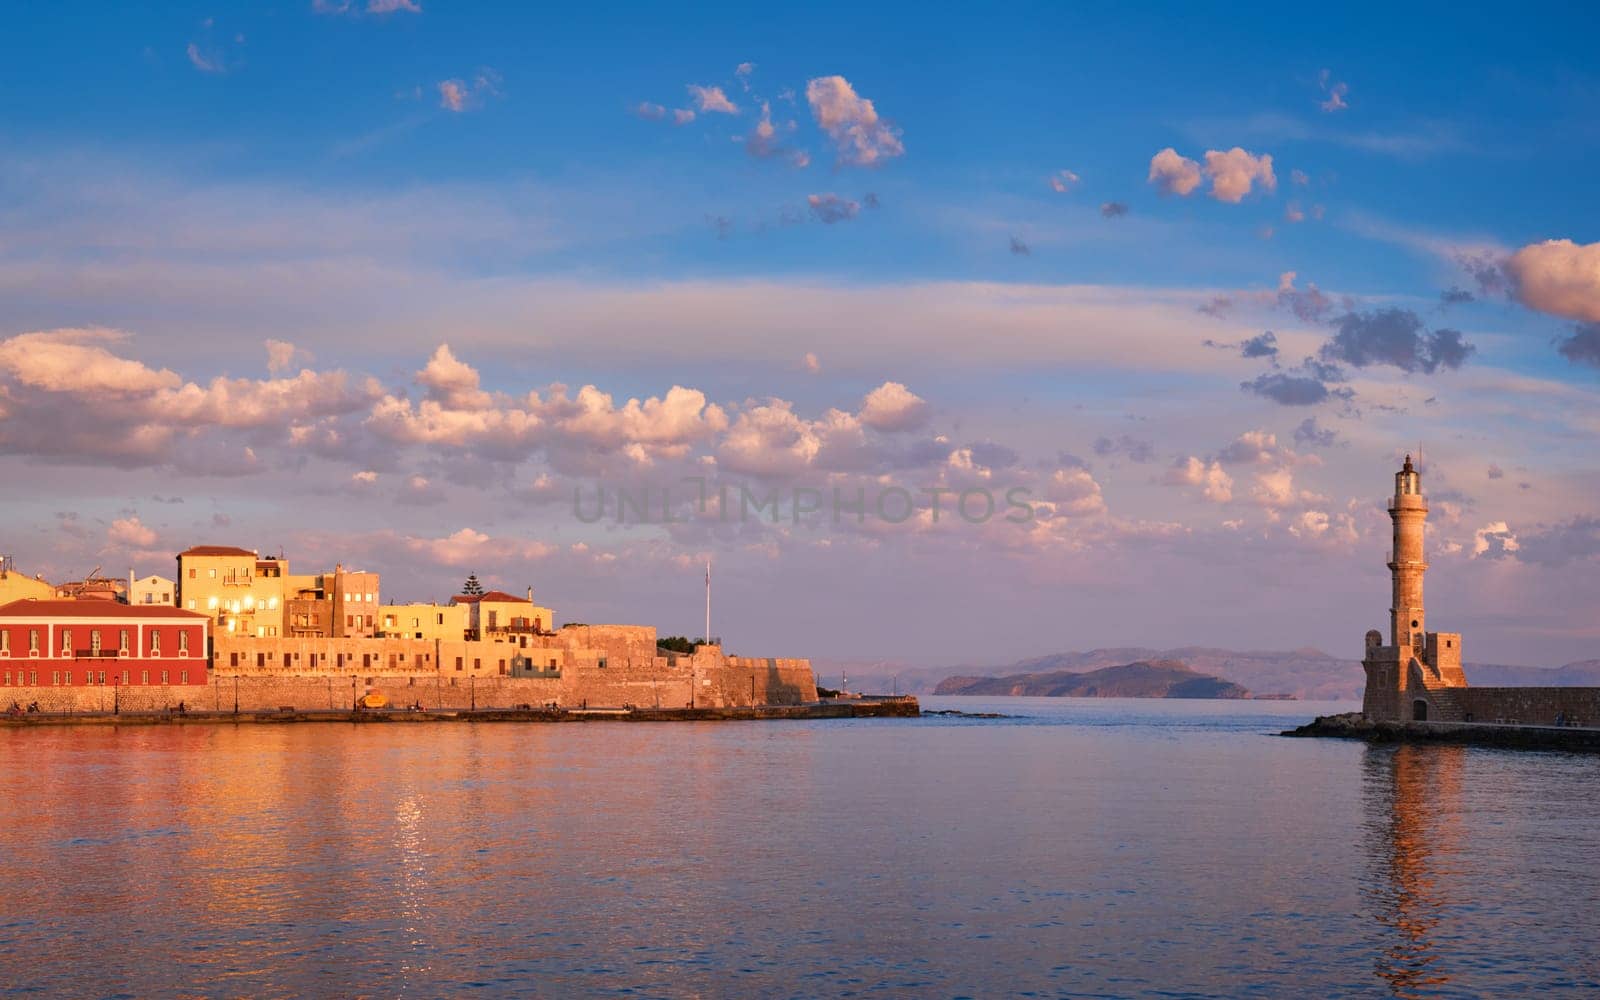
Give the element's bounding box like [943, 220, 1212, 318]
[2, 2, 1599, 669]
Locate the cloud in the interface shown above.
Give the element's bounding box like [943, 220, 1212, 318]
[805, 75, 904, 167]
[438, 70, 500, 113]
[1276, 271, 1336, 323]
[1486, 464, 1505, 480]
[1150, 146, 1275, 202]
[1164, 456, 1234, 503]
[803, 352, 822, 374]
[265, 339, 310, 375]
[673, 108, 696, 126]
[807, 193, 860, 224]
[1290, 169, 1310, 186]
[1048, 170, 1080, 193]
[1203, 147, 1276, 203]
[186, 43, 223, 74]
[1293, 417, 1340, 448]
[1009, 235, 1031, 256]
[1557, 323, 1600, 368]
[1241, 358, 1351, 406]
[1507, 516, 1600, 566]
[1505, 239, 1600, 323]
[1318, 70, 1349, 113]
[687, 84, 738, 114]
[1239, 331, 1279, 361]
[1285, 202, 1306, 223]
[1148, 148, 1202, 196]
[1471, 521, 1519, 558]
[735, 62, 755, 89]
[1093, 435, 1155, 463]
[1319, 308, 1475, 374]
[745, 102, 808, 166]
[366, 0, 421, 11]
[1440, 287, 1475, 306]
[858, 381, 929, 432]
[107, 516, 158, 549]
[1100, 201, 1129, 218]
[634, 102, 666, 120]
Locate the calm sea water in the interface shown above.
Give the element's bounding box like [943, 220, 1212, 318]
[2, 697, 1598, 998]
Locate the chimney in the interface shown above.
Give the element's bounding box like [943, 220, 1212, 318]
[527, 586, 533, 603]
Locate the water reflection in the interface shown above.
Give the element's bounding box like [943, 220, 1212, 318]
[1361, 743, 1464, 998]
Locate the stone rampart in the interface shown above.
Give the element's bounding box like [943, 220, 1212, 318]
[1453, 687, 1600, 728]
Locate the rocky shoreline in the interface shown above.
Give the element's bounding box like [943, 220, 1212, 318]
[1283, 712, 1600, 753]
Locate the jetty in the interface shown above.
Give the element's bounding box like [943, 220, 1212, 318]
[1284, 712, 1600, 753]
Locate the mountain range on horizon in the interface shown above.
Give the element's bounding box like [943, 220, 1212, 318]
[817, 648, 1600, 701]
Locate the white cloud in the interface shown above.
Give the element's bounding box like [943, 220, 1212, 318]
[1048, 169, 1080, 193]
[1203, 147, 1276, 203]
[1505, 239, 1600, 323]
[1164, 456, 1234, 503]
[1148, 148, 1202, 196]
[186, 43, 223, 74]
[858, 381, 929, 432]
[805, 76, 904, 167]
[108, 516, 158, 549]
[687, 84, 738, 114]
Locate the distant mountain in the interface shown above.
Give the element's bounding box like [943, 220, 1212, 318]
[933, 660, 1251, 699]
[821, 650, 1600, 701]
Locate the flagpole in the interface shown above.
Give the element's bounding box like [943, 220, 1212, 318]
[704, 559, 711, 647]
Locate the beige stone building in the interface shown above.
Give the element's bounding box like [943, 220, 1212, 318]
[377, 602, 466, 641]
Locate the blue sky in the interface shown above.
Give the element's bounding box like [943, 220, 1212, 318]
[1, 2, 1598, 669]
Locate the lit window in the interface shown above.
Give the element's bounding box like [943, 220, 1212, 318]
[161, 670, 169, 685]
[62, 630, 72, 655]
[51, 671, 59, 685]
[187, 599, 196, 610]
[207, 596, 219, 610]
[209, 569, 216, 579]
[29, 629, 38, 653]
[119, 630, 129, 654]
[179, 632, 188, 653]
[91, 630, 102, 654]
[0, 632, 8, 655]
[151, 632, 161, 655]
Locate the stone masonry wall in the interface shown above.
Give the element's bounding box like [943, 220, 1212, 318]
[1453, 687, 1600, 727]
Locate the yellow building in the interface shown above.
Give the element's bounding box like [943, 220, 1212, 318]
[451, 589, 555, 641]
[0, 558, 54, 604]
[175, 546, 288, 638]
[377, 602, 467, 641]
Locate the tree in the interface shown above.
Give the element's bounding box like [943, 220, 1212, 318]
[462, 573, 485, 596]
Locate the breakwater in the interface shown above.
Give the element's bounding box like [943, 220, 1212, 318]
[1283, 711, 1600, 753]
[0, 696, 921, 726]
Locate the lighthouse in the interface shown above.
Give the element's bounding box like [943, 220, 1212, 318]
[1361, 455, 1468, 722]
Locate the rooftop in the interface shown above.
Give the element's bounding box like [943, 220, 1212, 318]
[0, 599, 210, 620]
[177, 545, 257, 558]
[451, 590, 531, 605]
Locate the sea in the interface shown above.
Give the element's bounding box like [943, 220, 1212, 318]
[2, 697, 1597, 998]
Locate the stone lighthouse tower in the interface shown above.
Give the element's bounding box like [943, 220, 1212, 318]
[1388, 455, 1427, 649]
[1361, 455, 1468, 722]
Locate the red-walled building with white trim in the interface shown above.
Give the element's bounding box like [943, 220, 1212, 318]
[0, 599, 209, 688]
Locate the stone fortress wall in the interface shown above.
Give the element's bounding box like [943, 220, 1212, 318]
[2, 623, 818, 714]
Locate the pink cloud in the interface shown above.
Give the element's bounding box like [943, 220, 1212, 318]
[805, 76, 904, 167]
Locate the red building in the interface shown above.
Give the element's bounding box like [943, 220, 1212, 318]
[0, 599, 210, 688]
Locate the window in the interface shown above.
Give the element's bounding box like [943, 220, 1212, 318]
[29, 629, 38, 654]
[141, 670, 149, 685]
[208, 569, 216, 579]
[436, 613, 444, 626]
[364, 615, 372, 628]
[189, 568, 196, 579]
[473, 658, 481, 671]
[187, 599, 196, 610]
[62, 630, 72, 656]
[0, 631, 7, 655]
[50, 671, 58, 685]
[97, 671, 106, 685]
[28, 671, 36, 685]
[161, 670, 169, 684]
[2, 671, 9, 685]
[119, 630, 129, 655]
[455, 657, 463, 671]
[179, 632, 188, 654]
[180, 670, 188, 685]
[121, 671, 129, 685]
[152, 632, 161, 655]
[91, 630, 102, 654]
[364, 593, 373, 603]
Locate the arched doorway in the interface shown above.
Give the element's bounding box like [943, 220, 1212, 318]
[1412, 699, 1429, 722]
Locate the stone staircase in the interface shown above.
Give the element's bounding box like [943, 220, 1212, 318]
[1411, 658, 1465, 722]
